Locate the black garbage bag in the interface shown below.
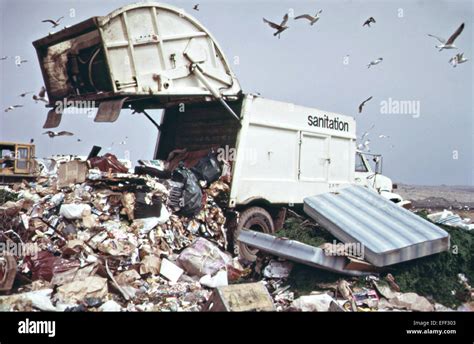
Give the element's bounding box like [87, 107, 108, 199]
[191, 153, 221, 184]
[134, 192, 162, 219]
[171, 164, 203, 217]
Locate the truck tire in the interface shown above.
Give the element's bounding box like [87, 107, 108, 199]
[237, 207, 275, 262]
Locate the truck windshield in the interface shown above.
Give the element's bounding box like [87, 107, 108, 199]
[355, 153, 368, 172]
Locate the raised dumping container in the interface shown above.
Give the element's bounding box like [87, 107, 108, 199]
[32, 2, 241, 128]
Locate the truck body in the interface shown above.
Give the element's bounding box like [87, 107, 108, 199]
[155, 94, 357, 208]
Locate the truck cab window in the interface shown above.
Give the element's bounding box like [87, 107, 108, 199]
[355, 153, 368, 172]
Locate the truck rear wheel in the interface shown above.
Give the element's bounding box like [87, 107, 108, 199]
[237, 206, 275, 262]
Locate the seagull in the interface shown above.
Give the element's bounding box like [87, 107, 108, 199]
[367, 57, 383, 68]
[360, 124, 375, 140]
[294, 9, 322, 26]
[378, 134, 390, 139]
[19, 91, 33, 97]
[193, 4, 199, 11]
[363, 17, 376, 27]
[33, 86, 48, 103]
[0, 56, 8, 61]
[357, 140, 371, 151]
[358, 96, 373, 113]
[428, 23, 464, 51]
[16, 58, 28, 67]
[449, 52, 468, 67]
[42, 16, 64, 28]
[263, 14, 289, 38]
[4, 105, 23, 112]
[43, 130, 74, 138]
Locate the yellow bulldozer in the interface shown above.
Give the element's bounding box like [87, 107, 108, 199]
[0, 142, 37, 184]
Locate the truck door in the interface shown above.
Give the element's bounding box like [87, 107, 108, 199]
[14, 145, 30, 174]
[328, 137, 353, 185]
[298, 132, 329, 181]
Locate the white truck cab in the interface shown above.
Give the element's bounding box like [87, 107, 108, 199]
[354, 150, 403, 203]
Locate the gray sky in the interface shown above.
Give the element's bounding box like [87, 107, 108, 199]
[0, 0, 472, 186]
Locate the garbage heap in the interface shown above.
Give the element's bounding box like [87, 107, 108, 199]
[0, 149, 252, 311]
[0, 150, 472, 312]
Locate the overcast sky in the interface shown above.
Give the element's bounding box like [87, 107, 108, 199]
[0, 0, 472, 186]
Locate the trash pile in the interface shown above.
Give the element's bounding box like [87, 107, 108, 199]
[0, 150, 472, 312]
[0, 149, 248, 311]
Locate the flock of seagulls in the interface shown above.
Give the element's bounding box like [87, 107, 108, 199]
[428, 23, 468, 67]
[0, 56, 28, 67]
[350, 19, 467, 152]
[263, 10, 325, 38]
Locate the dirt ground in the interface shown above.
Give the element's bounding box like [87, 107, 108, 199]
[397, 184, 474, 223]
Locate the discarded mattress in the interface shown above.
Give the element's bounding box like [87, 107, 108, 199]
[237, 230, 371, 276]
[304, 185, 450, 267]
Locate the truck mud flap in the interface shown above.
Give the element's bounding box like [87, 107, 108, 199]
[42, 109, 63, 129]
[94, 98, 127, 123]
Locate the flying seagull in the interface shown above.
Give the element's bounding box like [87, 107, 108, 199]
[42, 16, 64, 28]
[449, 52, 469, 67]
[19, 91, 33, 97]
[367, 57, 383, 68]
[378, 134, 390, 139]
[0, 56, 8, 61]
[33, 86, 48, 103]
[4, 105, 23, 112]
[294, 9, 322, 26]
[363, 17, 376, 27]
[16, 58, 28, 67]
[43, 130, 74, 138]
[357, 139, 371, 151]
[193, 4, 199, 11]
[358, 96, 373, 113]
[428, 23, 464, 51]
[360, 124, 375, 140]
[263, 14, 289, 38]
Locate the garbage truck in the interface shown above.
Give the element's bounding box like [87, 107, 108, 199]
[32, 2, 403, 258]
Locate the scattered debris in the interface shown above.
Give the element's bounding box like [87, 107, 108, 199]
[428, 209, 473, 231]
[204, 282, 275, 312]
[290, 293, 336, 312]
